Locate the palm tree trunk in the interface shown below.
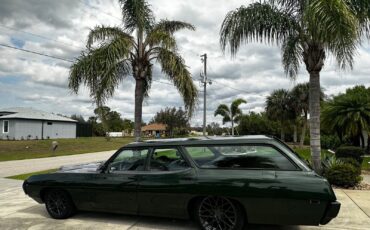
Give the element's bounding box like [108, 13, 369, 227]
[293, 124, 297, 143]
[134, 78, 144, 141]
[309, 72, 322, 173]
[280, 128, 285, 141]
[231, 120, 234, 136]
[299, 118, 307, 148]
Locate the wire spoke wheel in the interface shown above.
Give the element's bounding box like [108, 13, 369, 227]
[198, 197, 238, 230]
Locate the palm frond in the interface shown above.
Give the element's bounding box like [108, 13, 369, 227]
[214, 104, 231, 124]
[143, 64, 153, 98]
[282, 34, 302, 79]
[153, 20, 195, 34]
[145, 30, 177, 50]
[119, 0, 154, 33]
[155, 48, 198, 117]
[305, 0, 359, 69]
[220, 2, 298, 56]
[345, 0, 370, 38]
[231, 98, 247, 117]
[87, 26, 134, 49]
[69, 37, 132, 105]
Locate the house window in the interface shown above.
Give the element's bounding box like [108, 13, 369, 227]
[3, 120, 9, 133]
[47, 122, 53, 125]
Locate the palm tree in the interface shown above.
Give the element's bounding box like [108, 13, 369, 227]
[220, 0, 370, 172]
[322, 86, 370, 148]
[214, 98, 246, 136]
[290, 83, 325, 147]
[290, 83, 309, 147]
[69, 0, 198, 141]
[266, 89, 295, 141]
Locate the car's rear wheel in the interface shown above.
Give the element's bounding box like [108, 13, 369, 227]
[44, 189, 76, 219]
[195, 196, 245, 230]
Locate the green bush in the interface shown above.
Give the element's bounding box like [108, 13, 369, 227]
[335, 146, 365, 164]
[321, 135, 341, 150]
[324, 162, 362, 188]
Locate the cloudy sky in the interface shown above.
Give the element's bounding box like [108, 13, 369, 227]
[0, 0, 369, 127]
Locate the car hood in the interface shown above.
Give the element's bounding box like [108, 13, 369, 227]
[58, 161, 104, 173]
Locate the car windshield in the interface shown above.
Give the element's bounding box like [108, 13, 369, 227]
[185, 145, 298, 170]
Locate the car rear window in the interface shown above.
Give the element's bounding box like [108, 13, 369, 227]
[185, 145, 297, 170]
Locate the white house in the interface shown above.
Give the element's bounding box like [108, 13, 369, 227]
[0, 107, 77, 140]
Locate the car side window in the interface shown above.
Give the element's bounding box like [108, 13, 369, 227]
[150, 148, 190, 172]
[185, 145, 297, 170]
[108, 149, 149, 173]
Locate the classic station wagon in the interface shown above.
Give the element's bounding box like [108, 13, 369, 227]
[23, 136, 340, 230]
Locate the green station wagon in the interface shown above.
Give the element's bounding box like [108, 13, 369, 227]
[23, 136, 340, 230]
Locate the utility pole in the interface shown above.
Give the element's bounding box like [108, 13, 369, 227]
[200, 53, 211, 136]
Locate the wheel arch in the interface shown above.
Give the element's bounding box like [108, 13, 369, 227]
[40, 187, 74, 204]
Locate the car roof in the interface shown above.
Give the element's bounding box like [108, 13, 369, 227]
[125, 135, 274, 148]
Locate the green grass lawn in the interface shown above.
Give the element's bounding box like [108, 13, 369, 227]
[0, 137, 134, 162]
[362, 157, 370, 171]
[292, 146, 332, 160]
[6, 168, 58, 180]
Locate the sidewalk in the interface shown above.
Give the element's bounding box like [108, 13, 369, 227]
[0, 150, 115, 178]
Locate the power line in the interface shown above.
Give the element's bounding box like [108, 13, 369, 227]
[0, 43, 74, 63]
[211, 79, 250, 94]
[0, 24, 85, 50]
[0, 43, 188, 89]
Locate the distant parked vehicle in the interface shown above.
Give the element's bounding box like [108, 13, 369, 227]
[23, 136, 340, 230]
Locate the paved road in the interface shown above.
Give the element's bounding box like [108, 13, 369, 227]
[0, 178, 369, 230]
[0, 150, 115, 177]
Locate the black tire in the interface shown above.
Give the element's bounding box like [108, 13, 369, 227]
[44, 189, 76, 219]
[195, 196, 245, 230]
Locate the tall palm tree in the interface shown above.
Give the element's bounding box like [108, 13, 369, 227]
[220, 0, 370, 172]
[322, 86, 370, 148]
[266, 89, 295, 141]
[69, 0, 198, 141]
[214, 98, 246, 136]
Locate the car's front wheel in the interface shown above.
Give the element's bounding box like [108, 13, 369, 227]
[44, 189, 76, 219]
[195, 196, 245, 230]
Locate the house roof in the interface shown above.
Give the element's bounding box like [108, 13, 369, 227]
[0, 107, 77, 122]
[141, 123, 167, 131]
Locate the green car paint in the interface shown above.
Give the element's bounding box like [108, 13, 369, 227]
[23, 136, 340, 226]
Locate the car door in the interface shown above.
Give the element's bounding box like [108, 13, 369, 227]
[250, 145, 327, 225]
[273, 170, 329, 225]
[137, 146, 196, 218]
[90, 148, 149, 214]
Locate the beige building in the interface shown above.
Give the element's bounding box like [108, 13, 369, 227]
[142, 123, 167, 137]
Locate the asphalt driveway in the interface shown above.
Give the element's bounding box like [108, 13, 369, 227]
[0, 177, 369, 230]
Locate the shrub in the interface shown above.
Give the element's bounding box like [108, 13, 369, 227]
[321, 135, 341, 150]
[324, 162, 362, 188]
[335, 146, 365, 164]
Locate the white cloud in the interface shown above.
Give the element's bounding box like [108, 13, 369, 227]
[0, 0, 369, 127]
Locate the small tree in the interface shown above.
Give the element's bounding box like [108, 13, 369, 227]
[151, 107, 190, 137]
[322, 85, 370, 148]
[266, 89, 295, 141]
[214, 98, 246, 136]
